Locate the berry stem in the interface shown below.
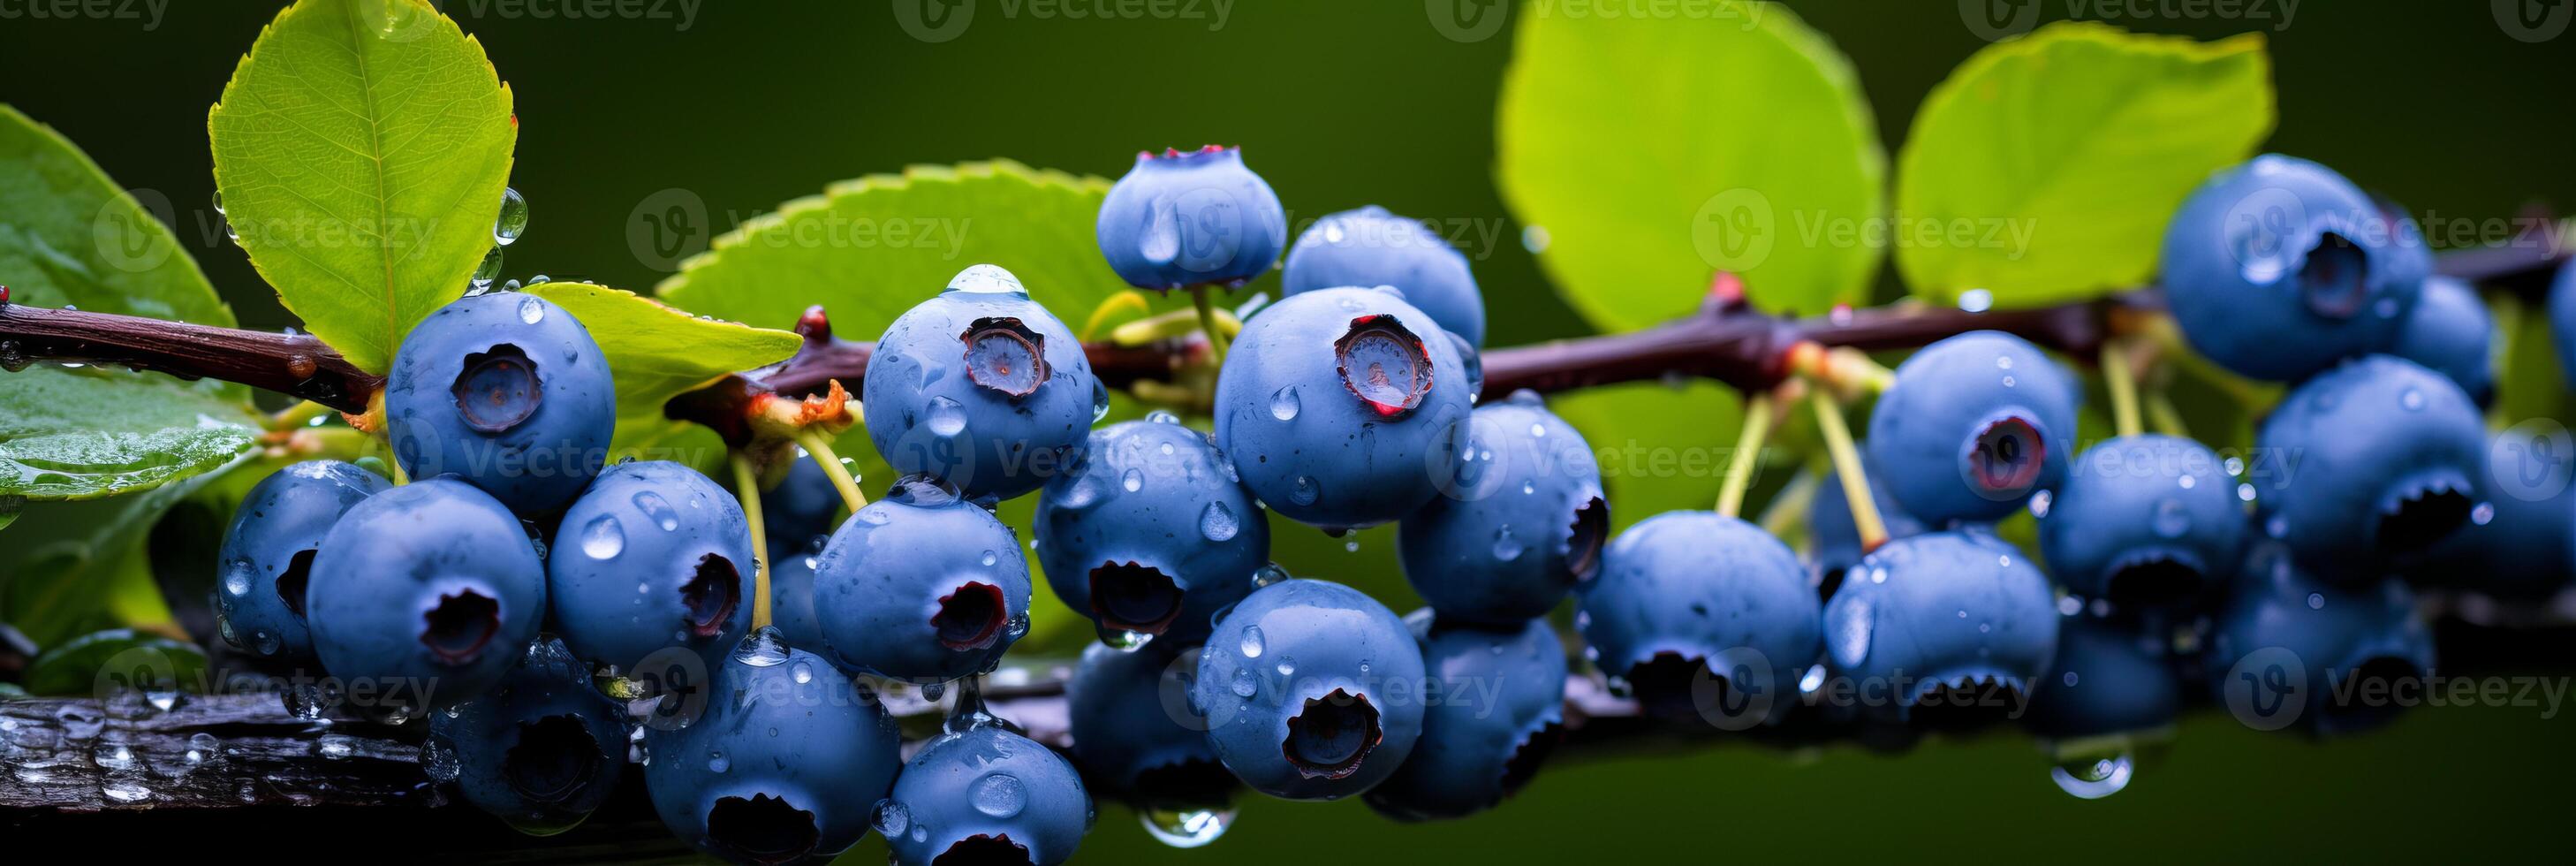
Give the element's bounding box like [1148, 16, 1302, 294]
[2102, 340, 2145, 439]
[730, 452, 775, 630]
[265, 400, 334, 432]
[2144, 390, 2193, 440]
[795, 429, 870, 514]
[1080, 289, 1151, 341]
[1715, 391, 1776, 519]
[1191, 284, 1231, 365]
[1806, 387, 1887, 551]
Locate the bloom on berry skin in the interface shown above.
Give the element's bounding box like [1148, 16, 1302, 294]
[1095, 146, 1288, 291]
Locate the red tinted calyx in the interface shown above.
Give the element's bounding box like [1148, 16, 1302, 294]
[1334, 314, 1434, 419]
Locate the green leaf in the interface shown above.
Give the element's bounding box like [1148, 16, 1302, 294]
[1550, 381, 1748, 530]
[208, 0, 517, 374]
[0, 105, 235, 326]
[524, 282, 802, 457]
[24, 628, 208, 696]
[1894, 22, 2272, 308]
[1497, 2, 1884, 322]
[657, 160, 1144, 342]
[0, 366, 261, 500]
[0, 472, 219, 647]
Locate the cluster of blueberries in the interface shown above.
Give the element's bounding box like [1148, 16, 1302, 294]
[206, 146, 2574, 863]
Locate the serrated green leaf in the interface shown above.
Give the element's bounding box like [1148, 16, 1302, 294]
[523, 282, 801, 457]
[1, 367, 261, 500]
[1894, 23, 2272, 308]
[1497, 1, 1883, 322]
[25, 628, 208, 696]
[208, 0, 516, 374]
[1550, 381, 1748, 531]
[656, 160, 1144, 342]
[0, 105, 235, 326]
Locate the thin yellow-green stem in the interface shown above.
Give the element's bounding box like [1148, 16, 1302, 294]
[1191, 285, 1231, 365]
[795, 429, 868, 514]
[1080, 290, 1152, 341]
[2102, 341, 2144, 440]
[1716, 393, 1775, 519]
[730, 453, 774, 630]
[267, 400, 333, 431]
[1808, 388, 1887, 551]
[2144, 391, 2193, 440]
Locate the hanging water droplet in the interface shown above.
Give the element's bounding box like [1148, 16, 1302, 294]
[1099, 625, 1153, 651]
[873, 800, 913, 837]
[209, 191, 226, 216]
[491, 186, 529, 247]
[731, 627, 791, 667]
[2049, 753, 2134, 800]
[1957, 288, 1994, 312]
[1269, 385, 1301, 422]
[470, 246, 503, 291]
[1122, 468, 1144, 492]
[1140, 808, 1236, 848]
[580, 514, 625, 559]
[2027, 490, 2052, 519]
[1252, 563, 1290, 588]
[1239, 625, 1266, 658]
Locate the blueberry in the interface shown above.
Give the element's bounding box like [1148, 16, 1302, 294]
[214, 460, 390, 661]
[1363, 613, 1566, 822]
[1035, 415, 1269, 648]
[2404, 428, 2576, 599]
[1095, 146, 1287, 291]
[1066, 642, 1237, 809]
[385, 292, 616, 514]
[1283, 206, 1486, 346]
[861, 265, 1100, 503]
[547, 460, 754, 673]
[306, 477, 548, 712]
[2038, 435, 2245, 611]
[645, 632, 904, 864]
[2390, 275, 2496, 402]
[1577, 512, 1817, 725]
[1807, 457, 1929, 595]
[1821, 529, 2058, 726]
[811, 476, 1033, 682]
[1212, 286, 1474, 531]
[2160, 155, 2420, 381]
[1189, 578, 1427, 801]
[880, 723, 1093, 866]
[2206, 542, 2435, 735]
[767, 538, 831, 653]
[1863, 330, 2079, 525]
[760, 456, 843, 562]
[2552, 257, 2576, 385]
[427, 638, 628, 835]
[2252, 355, 2485, 577]
[1397, 392, 1607, 625]
[2021, 616, 2180, 741]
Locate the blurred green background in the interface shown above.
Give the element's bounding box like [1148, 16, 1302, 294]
[6, 0, 2574, 860]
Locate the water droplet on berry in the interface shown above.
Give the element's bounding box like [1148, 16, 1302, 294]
[1231, 667, 1258, 697]
[1200, 501, 1239, 542]
[1957, 288, 1993, 312]
[1490, 526, 1525, 560]
[517, 296, 545, 324]
[580, 514, 624, 559]
[2399, 388, 2425, 411]
[1239, 625, 1266, 658]
[947, 263, 1026, 295]
[1252, 563, 1290, 588]
[2049, 753, 2134, 799]
[1122, 468, 1144, 492]
[707, 750, 729, 773]
[2306, 592, 2325, 610]
[632, 490, 680, 532]
[2152, 499, 2191, 538]
[926, 396, 968, 437]
[2027, 490, 2052, 518]
[2239, 482, 2258, 502]
[1289, 475, 1321, 505]
[873, 799, 912, 836]
[969, 772, 1027, 818]
[1269, 385, 1301, 421]
[1826, 596, 1873, 666]
[2472, 502, 2496, 525]
[732, 627, 790, 667]
[1274, 656, 1296, 678]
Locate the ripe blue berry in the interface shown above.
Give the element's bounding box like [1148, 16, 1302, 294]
[1035, 415, 1269, 648]
[2252, 355, 2484, 577]
[2021, 616, 2180, 741]
[547, 460, 753, 673]
[2037, 435, 2246, 611]
[1864, 330, 2079, 525]
[215, 460, 390, 661]
[306, 477, 547, 712]
[385, 292, 615, 514]
[2405, 428, 2576, 599]
[1821, 529, 2058, 725]
[645, 632, 904, 864]
[1577, 512, 1817, 725]
[2160, 155, 2420, 381]
[1284, 206, 1487, 346]
[1212, 286, 1474, 531]
[1190, 578, 1428, 801]
[2390, 275, 2496, 402]
[861, 265, 1100, 503]
[1066, 642, 1237, 809]
[879, 723, 1093, 866]
[1397, 392, 1607, 625]
[811, 477, 1033, 682]
[2552, 256, 2576, 385]
[1808, 457, 1928, 594]
[1363, 613, 1567, 822]
[426, 638, 628, 835]
[766, 539, 831, 653]
[2207, 543, 2435, 735]
[1095, 146, 1287, 291]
